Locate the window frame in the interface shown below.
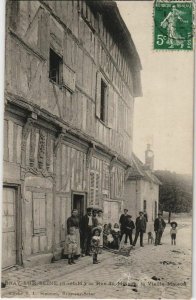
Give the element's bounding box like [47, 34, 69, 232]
[100, 78, 108, 123]
[143, 199, 147, 211]
[49, 48, 63, 86]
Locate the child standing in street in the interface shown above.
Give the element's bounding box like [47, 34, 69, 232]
[111, 223, 121, 249]
[170, 222, 178, 245]
[65, 227, 77, 265]
[91, 227, 101, 264]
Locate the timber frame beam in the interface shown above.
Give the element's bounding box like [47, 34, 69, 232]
[6, 94, 132, 169]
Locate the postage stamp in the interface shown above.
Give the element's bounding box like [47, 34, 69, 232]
[154, 1, 193, 50]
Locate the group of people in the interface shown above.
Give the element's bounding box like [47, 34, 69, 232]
[119, 209, 178, 247]
[65, 208, 104, 264]
[64, 207, 178, 265]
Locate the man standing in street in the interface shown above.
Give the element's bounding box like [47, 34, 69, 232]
[132, 211, 146, 247]
[80, 208, 93, 256]
[119, 209, 129, 241]
[154, 212, 166, 246]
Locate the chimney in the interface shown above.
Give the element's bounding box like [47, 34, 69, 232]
[145, 144, 154, 170]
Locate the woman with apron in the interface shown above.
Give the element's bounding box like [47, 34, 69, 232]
[66, 209, 81, 256]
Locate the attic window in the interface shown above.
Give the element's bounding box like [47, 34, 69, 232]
[49, 49, 62, 85]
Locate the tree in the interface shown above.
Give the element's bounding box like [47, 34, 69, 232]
[154, 170, 192, 223]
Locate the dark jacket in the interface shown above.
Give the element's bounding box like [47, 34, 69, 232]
[67, 216, 80, 234]
[125, 220, 135, 232]
[80, 214, 97, 233]
[119, 214, 129, 229]
[144, 212, 148, 222]
[135, 216, 146, 232]
[154, 217, 166, 232]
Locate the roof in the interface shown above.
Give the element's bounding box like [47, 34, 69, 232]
[127, 153, 162, 185]
[87, 0, 142, 97]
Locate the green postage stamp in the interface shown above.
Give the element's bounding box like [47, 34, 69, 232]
[154, 1, 193, 50]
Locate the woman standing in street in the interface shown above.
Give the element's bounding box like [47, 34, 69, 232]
[66, 209, 81, 256]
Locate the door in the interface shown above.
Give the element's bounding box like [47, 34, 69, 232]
[72, 193, 86, 220]
[2, 187, 17, 269]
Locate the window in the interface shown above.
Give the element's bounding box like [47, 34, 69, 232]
[89, 171, 100, 206]
[100, 79, 107, 122]
[96, 72, 112, 127]
[49, 48, 62, 85]
[143, 200, 147, 211]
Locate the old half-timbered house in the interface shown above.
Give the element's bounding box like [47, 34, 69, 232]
[3, 0, 142, 267]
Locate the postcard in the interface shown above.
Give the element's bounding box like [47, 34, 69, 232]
[1, 0, 194, 299]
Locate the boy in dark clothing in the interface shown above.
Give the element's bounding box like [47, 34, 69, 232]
[154, 212, 166, 246]
[124, 215, 135, 245]
[111, 223, 121, 249]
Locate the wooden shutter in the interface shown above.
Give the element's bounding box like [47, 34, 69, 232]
[33, 192, 46, 235]
[62, 63, 76, 92]
[95, 71, 101, 118]
[107, 85, 114, 128]
[89, 172, 95, 205]
[89, 171, 100, 206]
[95, 173, 100, 206]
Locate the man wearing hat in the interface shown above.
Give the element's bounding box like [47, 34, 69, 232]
[119, 209, 129, 241]
[154, 212, 166, 246]
[80, 208, 93, 256]
[132, 211, 146, 247]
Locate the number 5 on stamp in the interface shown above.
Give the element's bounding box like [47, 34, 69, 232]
[154, 1, 193, 50]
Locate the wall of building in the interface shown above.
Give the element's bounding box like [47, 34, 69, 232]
[124, 179, 141, 221]
[3, 0, 140, 266]
[3, 106, 126, 263]
[140, 180, 159, 223]
[6, 0, 134, 161]
[124, 179, 159, 228]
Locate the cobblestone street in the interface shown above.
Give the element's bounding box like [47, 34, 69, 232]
[1, 218, 192, 299]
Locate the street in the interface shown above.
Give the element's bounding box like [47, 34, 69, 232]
[1, 217, 192, 299]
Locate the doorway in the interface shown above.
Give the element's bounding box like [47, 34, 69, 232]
[72, 193, 86, 220]
[2, 186, 18, 269]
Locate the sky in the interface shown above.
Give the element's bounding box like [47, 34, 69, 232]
[117, 1, 194, 175]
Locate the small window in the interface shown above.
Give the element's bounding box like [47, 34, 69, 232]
[49, 48, 62, 85]
[143, 200, 147, 211]
[100, 79, 107, 122]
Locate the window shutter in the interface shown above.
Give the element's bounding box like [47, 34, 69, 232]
[107, 85, 114, 128]
[95, 71, 101, 118]
[89, 171, 100, 206]
[89, 171, 95, 205]
[39, 199, 46, 234]
[95, 173, 100, 206]
[62, 64, 76, 92]
[33, 197, 40, 235]
[33, 192, 46, 235]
